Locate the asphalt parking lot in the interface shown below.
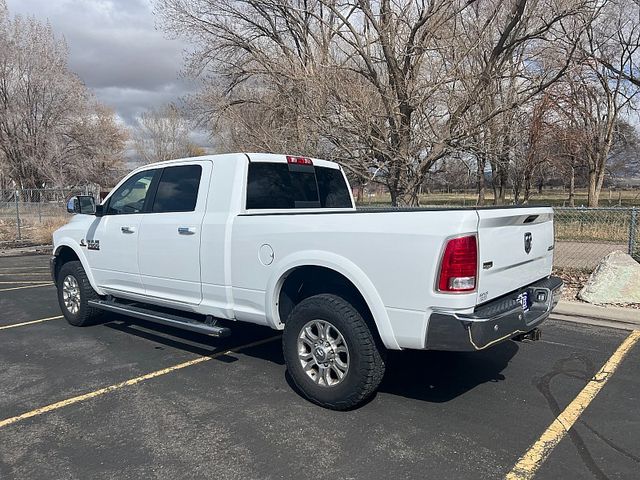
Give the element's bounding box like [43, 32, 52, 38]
[0, 254, 638, 480]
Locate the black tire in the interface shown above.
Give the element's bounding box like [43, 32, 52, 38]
[56, 260, 102, 326]
[282, 294, 386, 410]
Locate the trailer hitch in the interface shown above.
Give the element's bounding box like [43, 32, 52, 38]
[513, 328, 542, 343]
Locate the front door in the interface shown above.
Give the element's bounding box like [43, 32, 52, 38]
[138, 162, 211, 305]
[87, 168, 159, 295]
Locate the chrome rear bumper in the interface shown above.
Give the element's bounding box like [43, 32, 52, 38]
[425, 276, 563, 351]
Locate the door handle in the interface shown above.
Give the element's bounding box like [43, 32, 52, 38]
[121, 226, 135, 234]
[178, 226, 196, 235]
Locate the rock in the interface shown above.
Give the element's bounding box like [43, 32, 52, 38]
[578, 251, 640, 305]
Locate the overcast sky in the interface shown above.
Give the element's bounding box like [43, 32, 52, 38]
[6, 0, 194, 128]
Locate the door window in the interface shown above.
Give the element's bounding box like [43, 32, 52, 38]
[151, 165, 202, 213]
[106, 170, 157, 215]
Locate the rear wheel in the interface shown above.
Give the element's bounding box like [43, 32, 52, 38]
[282, 294, 386, 410]
[56, 260, 101, 326]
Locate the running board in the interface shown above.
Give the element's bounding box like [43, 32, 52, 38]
[88, 299, 231, 337]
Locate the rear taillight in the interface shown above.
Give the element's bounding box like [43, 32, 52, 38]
[438, 235, 477, 292]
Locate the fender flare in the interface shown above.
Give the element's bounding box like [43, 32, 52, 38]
[264, 250, 400, 350]
[53, 239, 105, 295]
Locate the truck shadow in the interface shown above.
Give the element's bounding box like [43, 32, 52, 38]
[102, 315, 519, 404]
[102, 315, 284, 364]
[378, 341, 519, 403]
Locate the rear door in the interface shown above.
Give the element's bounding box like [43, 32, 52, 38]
[476, 207, 555, 303]
[138, 161, 211, 305]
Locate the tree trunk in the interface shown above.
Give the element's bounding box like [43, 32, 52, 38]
[568, 166, 575, 207]
[523, 176, 531, 204]
[587, 169, 599, 207]
[495, 171, 507, 205]
[389, 188, 399, 207]
[476, 156, 486, 206]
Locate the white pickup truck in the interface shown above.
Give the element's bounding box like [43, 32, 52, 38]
[52, 153, 562, 409]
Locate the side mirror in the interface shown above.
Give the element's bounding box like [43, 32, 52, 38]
[66, 195, 97, 215]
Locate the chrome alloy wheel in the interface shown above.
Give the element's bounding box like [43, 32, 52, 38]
[297, 319, 350, 387]
[62, 275, 81, 315]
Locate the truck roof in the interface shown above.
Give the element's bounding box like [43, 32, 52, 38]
[136, 153, 341, 170]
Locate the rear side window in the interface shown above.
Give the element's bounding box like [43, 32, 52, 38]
[246, 162, 351, 209]
[316, 167, 352, 208]
[152, 165, 202, 213]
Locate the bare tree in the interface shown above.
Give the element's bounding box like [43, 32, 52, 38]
[133, 104, 200, 164]
[553, 49, 638, 204]
[590, 0, 640, 88]
[0, 2, 126, 188]
[156, 0, 593, 205]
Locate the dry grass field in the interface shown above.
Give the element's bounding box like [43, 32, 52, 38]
[0, 216, 68, 247]
[359, 189, 640, 246]
[358, 188, 640, 208]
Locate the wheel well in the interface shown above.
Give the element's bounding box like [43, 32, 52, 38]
[278, 266, 374, 327]
[54, 246, 80, 281]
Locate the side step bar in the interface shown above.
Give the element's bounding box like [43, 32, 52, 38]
[87, 299, 231, 337]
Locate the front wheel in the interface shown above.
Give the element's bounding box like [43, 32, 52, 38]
[56, 260, 101, 326]
[282, 294, 386, 410]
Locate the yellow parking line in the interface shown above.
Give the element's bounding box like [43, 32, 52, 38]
[0, 315, 63, 331]
[506, 330, 640, 480]
[0, 283, 53, 292]
[0, 335, 281, 429]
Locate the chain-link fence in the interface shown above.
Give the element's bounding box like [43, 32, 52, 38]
[0, 187, 99, 246]
[358, 205, 639, 270]
[554, 207, 639, 270]
[1, 191, 638, 271]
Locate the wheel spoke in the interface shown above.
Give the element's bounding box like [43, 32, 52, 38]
[303, 325, 319, 342]
[334, 355, 348, 369]
[321, 367, 331, 386]
[299, 351, 313, 361]
[331, 365, 345, 381]
[315, 321, 326, 340]
[323, 322, 334, 341]
[300, 337, 314, 350]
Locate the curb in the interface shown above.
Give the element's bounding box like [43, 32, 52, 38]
[551, 300, 640, 331]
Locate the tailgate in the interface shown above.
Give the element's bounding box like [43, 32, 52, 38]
[476, 207, 554, 303]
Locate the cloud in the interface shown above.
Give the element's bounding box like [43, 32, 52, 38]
[5, 0, 195, 127]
